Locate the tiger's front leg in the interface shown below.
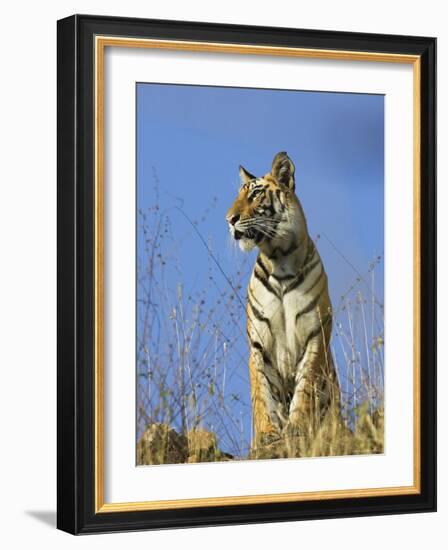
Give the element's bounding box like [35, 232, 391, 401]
[284, 336, 326, 457]
[248, 347, 288, 458]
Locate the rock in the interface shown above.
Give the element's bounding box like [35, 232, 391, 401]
[187, 429, 234, 462]
[137, 424, 233, 465]
[137, 423, 188, 465]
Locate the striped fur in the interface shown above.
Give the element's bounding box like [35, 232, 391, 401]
[226, 152, 341, 456]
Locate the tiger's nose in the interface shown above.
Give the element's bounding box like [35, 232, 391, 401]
[227, 214, 240, 226]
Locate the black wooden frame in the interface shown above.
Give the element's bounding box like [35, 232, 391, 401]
[57, 14, 436, 534]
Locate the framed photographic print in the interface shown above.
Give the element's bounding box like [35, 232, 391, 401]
[57, 14, 436, 534]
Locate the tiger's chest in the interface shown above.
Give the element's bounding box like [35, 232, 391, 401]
[249, 269, 321, 380]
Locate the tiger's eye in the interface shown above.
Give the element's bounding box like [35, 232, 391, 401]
[249, 189, 262, 200]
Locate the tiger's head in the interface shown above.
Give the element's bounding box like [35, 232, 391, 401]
[226, 152, 306, 253]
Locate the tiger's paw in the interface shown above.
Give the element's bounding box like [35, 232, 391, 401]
[283, 422, 309, 458]
[250, 431, 286, 460]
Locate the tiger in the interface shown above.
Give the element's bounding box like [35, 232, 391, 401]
[226, 152, 342, 458]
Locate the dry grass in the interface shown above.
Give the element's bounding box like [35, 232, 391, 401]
[137, 402, 384, 464]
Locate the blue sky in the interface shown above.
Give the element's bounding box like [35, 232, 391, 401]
[136, 83, 384, 455]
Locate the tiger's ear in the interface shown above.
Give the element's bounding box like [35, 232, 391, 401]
[272, 152, 295, 190]
[239, 165, 256, 186]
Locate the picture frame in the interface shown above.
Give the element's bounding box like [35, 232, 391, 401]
[57, 14, 436, 534]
